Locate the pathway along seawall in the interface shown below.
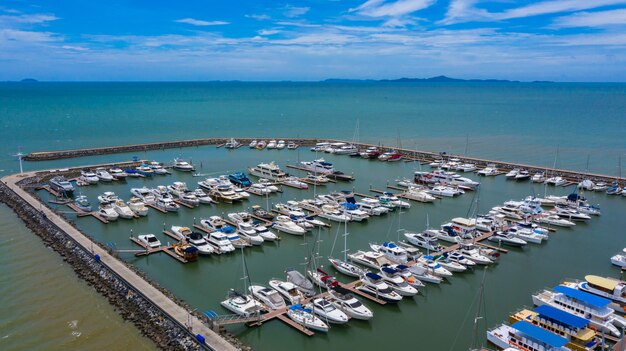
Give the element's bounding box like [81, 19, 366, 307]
[0, 173, 244, 351]
[23, 137, 625, 184]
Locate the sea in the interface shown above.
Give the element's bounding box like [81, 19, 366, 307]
[0, 82, 625, 351]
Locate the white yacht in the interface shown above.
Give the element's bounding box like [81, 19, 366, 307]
[444, 251, 476, 267]
[488, 231, 527, 247]
[306, 298, 349, 324]
[416, 256, 454, 277]
[97, 191, 118, 204]
[378, 266, 418, 296]
[545, 176, 567, 186]
[268, 279, 305, 305]
[299, 158, 334, 174]
[138, 234, 161, 248]
[287, 141, 298, 149]
[376, 192, 411, 209]
[282, 176, 308, 189]
[95, 167, 114, 182]
[228, 212, 278, 241]
[98, 202, 119, 221]
[611, 248, 626, 268]
[249, 285, 286, 310]
[276, 140, 286, 149]
[477, 164, 498, 176]
[224, 138, 241, 149]
[113, 199, 135, 219]
[403, 186, 436, 202]
[318, 205, 351, 222]
[505, 168, 520, 179]
[185, 231, 214, 255]
[172, 159, 195, 172]
[328, 258, 365, 278]
[457, 242, 495, 265]
[148, 161, 169, 175]
[552, 206, 591, 221]
[167, 181, 189, 197]
[348, 250, 395, 269]
[130, 187, 156, 204]
[170, 226, 193, 241]
[154, 197, 179, 212]
[356, 198, 389, 216]
[272, 215, 306, 235]
[537, 214, 576, 227]
[369, 242, 408, 264]
[355, 272, 403, 303]
[248, 162, 288, 181]
[248, 140, 258, 148]
[286, 304, 329, 333]
[403, 231, 443, 252]
[205, 231, 235, 253]
[109, 167, 128, 179]
[266, 140, 277, 149]
[326, 283, 373, 320]
[427, 185, 464, 197]
[507, 226, 548, 244]
[235, 222, 265, 246]
[414, 170, 480, 189]
[80, 170, 99, 184]
[221, 289, 264, 317]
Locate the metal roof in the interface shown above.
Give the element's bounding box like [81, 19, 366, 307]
[535, 304, 589, 329]
[554, 285, 610, 308]
[512, 321, 569, 348]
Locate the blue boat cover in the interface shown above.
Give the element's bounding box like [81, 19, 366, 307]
[554, 286, 610, 308]
[535, 305, 589, 329]
[424, 255, 434, 259]
[319, 161, 332, 166]
[383, 242, 397, 248]
[381, 267, 397, 274]
[365, 272, 382, 280]
[341, 202, 358, 210]
[396, 264, 408, 270]
[512, 321, 568, 347]
[290, 304, 303, 311]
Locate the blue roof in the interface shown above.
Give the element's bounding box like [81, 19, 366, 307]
[554, 286, 610, 308]
[290, 304, 304, 311]
[512, 321, 569, 348]
[365, 272, 382, 280]
[382, 267, 398, 274]
[535, 305, 589, 329]
[383, 242, 398, 248]
[396, 264, 408, 270]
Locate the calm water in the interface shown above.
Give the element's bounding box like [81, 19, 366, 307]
[0, 82, 625, 351]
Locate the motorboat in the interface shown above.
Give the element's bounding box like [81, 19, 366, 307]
[457, 242, 496, 265]
[532, 172, 547, 183]
[233, 222, 264, 245]
[205, 231, 235, 253]
[354, 272, 403, 303]
[340, 202, 370, 222]
[113, 199, 135, 219]
[376, 192, 411, 209]
[515, 170, 531, 181]
[191, 189, 214, 204]
[300, 158, 334, 174]
[148, 162, 169, 175]
[97, 191, 118, 204]
[221, 289, 264, 317]
[287, 141, 298, 149]
[505, 168, 520, 179]
[185, 231, 214, 255]
[427, 185, 464, 197]
[286, 268, 316, 297]
[266, 140, 277, 149]
[307, 268, 336, 288]
[109, 167, 128, 179]
[593, 182, 608, 192]
[200, 216, 234, 234]
[477, 164, 498, 176]
[268, 279, 305, 305]
[378, 266, 418, 296]
[249, 140, 258, 149]
[532, 286, 625, 336]
[378, 150, 402, 162]
[488, 231, 528, 247]
[491, 205, 524, 220]
[49, 176, 75, 196]
[98, 202, 119, 221]
[356, 198, 389, 216]
[170, 226, 193, 241]
[248, 162, 288, 181]
[430, 255, 467, 273]
[443, 251, 476, 268]
[326, 283, 373, 320]
[328, 258, 365, 278]
[414, 170, 480, 189]
[95, 167, 114, 182]
[257, 178, 279, 192]
[154, 197, 179, 212]
[507, 226, 548, 244]
[348, 250, 395, 269]
[228, 172, 252, 188]
[360, 146, 381, 158]
[228, 212, 278, 241]
[197, 177, 243, 203]
[138, 234, 161, 248]
[456, 163, 477, 172]
[318, 205, 351, 222]
[172, 158, 195, 172]
[276, 140, 286, 149]
[282, 176, 308, 189]
[176, 191, 200, 207]
[403, 186, 436, 202]
[516, 220, 549, 235]
[403, 231, 443, 252]
[286, 304, 329, 332]
[167, 181, 189, 197]
[606, 184, 622, 195]
[552, 206, 591, 221]
[272, 215, 306, 235]
[306, 298, 349, 324]
[611, 248, 626, 268]
[416, 256, 454, 277]
[79, 170, 99, 184]
[255, 140, 267, 149]
[537, 214, 576, 227]
[134, 165, 154, 177]
[433, 217, 477, 243]
[224, 138, 241, 149]
[545, 176, 567, 186]
[403, 264, 443, 284]
[305, 173, 330, 184]
[249, 285, 285, 310]
[130, 187, 156, 204]
[74, 195, 92, 212]
[487, 321, 571, 351]
[370, 242, 408, 264]
[251, 205, 276, 220]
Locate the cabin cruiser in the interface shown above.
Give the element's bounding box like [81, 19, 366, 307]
[416, 256, 454, 277]
[318, 205, 351, 222]
[95, 167, 114, 182]
[148, 161, 169, 175]
[355, 272, 403, 303]
[49, 176, 75, 196]
[185, 231, 214, 255]
[487, 321, 571, 351]
[97, 191, 118, 204]
[130, 186, 156, 205]
[356, 198, 390, 216]
[551, 206, 591, 221]
[138, 234, 161, 248]
[266, 140, 277, 149]
[404, 231, 443, 252]
[444, 251, 476, 268]
[489, 231, 527, 247]
[377, 266, 418, 296]
[326, 283, 373, 320]
[432, 217, 477, 243]
[172, 159, 195, 172]
[348, 250, 395, 269]
[427, 185, 464, 197]
[477, 164, 498, 176]
[228, 212, 278, 241]
[221, 289, 264, 317]
[112, 199, 134, 219]
[251, 205, 276, 220]
[300, 158, 334, 174]
[532, 286, 625, 336]
[109, 167, 128, 179]
[378, 150, 402, 162]
[98, 202, 119, 221]
[328, 257, 365, 278]
[287, 141, 298, 149]
[287, 304, 329, 332]
[228, 172, 252, 188]
[249, 285, 285, 310]
[273, 215, 306, 235]
[248, 162, 288, 181]
[545, 176, 567, 186]
[282, 176, 308, 189]
[80, 170, 99, 184]
[205, 231, 235, 253]
[167, 181, 189, 197]
[340, 202, 370, 222]
[286, 268, 316, 297]
[376, 193, 410, 209]
[537, 214, 576, 227]
[74, 195, 92, 212]
[306, 298, 349, 324]
[403, 186, 436, 202]
[233, 222, 264, 245]
[515, 169, 531, 180]
[191, 188, 214, 204]
[532, 172, 547, 183]
[458, 242, 497, 264]
[611, 248, 626, 268]
[507, 226, 548, 244]
[370, 242, 408, 263]
[268, 279, 305, 305]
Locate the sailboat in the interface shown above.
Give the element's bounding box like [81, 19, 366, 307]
[329, 218, 365, 278]
[220, 247, 265, 317]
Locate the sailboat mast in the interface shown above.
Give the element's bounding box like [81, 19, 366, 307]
[470, 267, 488, 351]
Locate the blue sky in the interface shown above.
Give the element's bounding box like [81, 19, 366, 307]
[1, 0, 626, 81]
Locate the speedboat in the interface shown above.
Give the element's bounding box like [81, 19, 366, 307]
[172, 158, 195, 172]
[268, 279, 305, 305]
[221, 289, 264, 317]
[378, 266, 418, 296]
[355, 272, 403, 303]
[113, 199, 135, 219]
[306, 298, 349, 324]
[273, 215, 306, 235]
[109, 167, 128, 179]
[249, 140, 258, 148]
[95, 167, 114, 182]
[74, 195, 92, 212]
[248, 162, 288, 181]
[98, 202, 119, 221]
[488, 231, 528, 247]
[205, 231, 235, 253]
[49, 176, 75, 196]
[328, 258, 365, 278]
[287, 304, 329, 332]
[138, 234, 161, 248]
[537, 214, 576, 227]
[403, 231, 443, 252]
[185, 231, 214, 255]
[282, 176, 308, 189]
[611, 248, 626, 268]
[348, 250, 395, 269]
[326, 282, 373, 320]
[79, 170, 99, 184]
[228, 172, 252, 188]
[130, 187, 156, 204]
[370, 242, 408, 263]
[249, 285, 286, 310]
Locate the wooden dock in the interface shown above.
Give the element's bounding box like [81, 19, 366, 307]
[174, 199, 195, 209]
[275, 313, 315, 336]
[146, 203, 167, 213]
[66, 202, 110, 223]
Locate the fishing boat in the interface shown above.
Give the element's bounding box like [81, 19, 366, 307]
[95, 167, 114, 182]
[49, 176, 75, 196]
[286, 304, 329, 332]
[354, 272, 403, 303]
[611, 248, 626, 268]
[268, 279, 305, 305]
[488, 231, 528, 247]
[248, 162, 288, 181]
[79, 170, 99, 184]
[326, 282, 373, 320]
[306, 298, 349, 324]
[487, 321, 571, 351]
[272, 215, 306, 235]
[228, 172, 252, 187]
[172, 158, 195, 172]
[130, 187, 156, 204]
[249, 285, 286, 310]
[138, 234, 161, 248]
[205, 231, 235, 253]
[74, 195, 92, 212]
[98, 202, 119, 221]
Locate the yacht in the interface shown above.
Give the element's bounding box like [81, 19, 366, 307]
[376, 193, 410, 209]
[170, 226, 193, 241]
[95, 167, 114, 182]
[305, 173, 330, 184]
[545, 176, 567, 186]
[515, 169, 531, 180]
[276, 140, 286, 149]
[248, 140, 258, 149]
[537, 214, 576, 227]
[505, 168, 520, 179]
[444, 251, 476, 267]
[507, 226, 548, 244]
[552, 206, 591, 221]
[109, 167, 128, 179]
[611, 248, 626, 268]
[228, 172, 252, 188]
[456, 163, 477, 172]
[282, 176, 308, 189]
[235, 222, 265, 246]
[221, 289, 264, 317]
[433, 217, 477, 243]
[326, 282, 373, 320]
[205, 231, 235, 253]
[348, 250, 395, 269]
[251, 205, 276, 221]
[310, 142, 330, 152]
[403, 186, 437, 202]
[457, 242, 496, 265]
[487, 321, 571, 351]
[138, 234, 161, 248]
[427, 185, 464, 197]
[356, 198, 389, 216]
[286, 304, 329, 333]
[257, 178, 279, 192]
[185, 231, 215, 255]
[340, 202, 370, 222]
[98, 202, 119, 221]
[416, 256, 454, 277]
[249, 285, 286, 310]
[328, 258, 365, 278]
[80, 170, 99, 184]
[130, 187, 156, 204]
[477, 164, 498, 176]
[266, 140, 277, 149]
[318, 205, 351, 222]
[414, 170, 480, 189]
[403, 231, 443, 252]
[378, 150, 402, 162]
[268, 279, 305, 305]
[402, 264, 443, 284]
[369, 242, 409, 264]
[532, 172, 547, 183]
[248, 162, 288, 181]
[154, 196, 179, 212]
[488, 231, 528, 247]
[300, 158, 335, 174]
[491, 205, 525, 220]
[148, 162, 169, 175]
[167, 181, 189, 197]
[571, 275, 626, 312]
[228, 212, 278, 241]
[306, 298, 349, 324]
[377, 266, 419, 296]
[355, 272, 403, 303]
[224, 138, 241, 149]
[255, 140, 267, 149]
[97, 191, 118, 204]
[134, 164, 154, 177]
[273, 215, 306, 235]
[74, 195, 92, 212]
[532, 286, 625, 336]
[287, 141, 298, 149]
[112, 199, 135, 219]
[49, 176, 75, 196]
[172, 159, 195, 172]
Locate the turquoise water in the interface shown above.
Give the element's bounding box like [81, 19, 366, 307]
[1, 82, 625, 351]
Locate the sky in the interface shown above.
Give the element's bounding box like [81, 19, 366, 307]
[1, 0, 626, 81]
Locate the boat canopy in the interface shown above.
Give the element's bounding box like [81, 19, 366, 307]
[382, 267, 398, 275]
[511, 321, 568, 348]
[554, 286, 611, 308]
[382, 242, 398, 248]
[534, 305, 589, 329]
[341, 202, 358, 210]
[365, 272, 382, 280]
[396, 264, 409, 270]
[585, 275, 621, 291]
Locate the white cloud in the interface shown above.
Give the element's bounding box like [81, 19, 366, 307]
[351, 0, 436, 18]
[552, 9, 626, 28]
[258, 29, 281, 35]
[246, 14, 271, 21]
[283, 6, 310, 18]
[61, 45, 89, 51]
[0, 13, 59, 25]
[175, 18, 230, 26]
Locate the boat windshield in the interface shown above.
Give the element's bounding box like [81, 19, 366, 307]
[348, 301, 362, 308]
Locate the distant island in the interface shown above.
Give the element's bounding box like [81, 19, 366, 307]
[20, 78, 39, 83]
[324, 75, 553, 83]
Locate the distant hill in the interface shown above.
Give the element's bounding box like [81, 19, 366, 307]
[20, 78, 39, 83]
[323, 75, 547, 83]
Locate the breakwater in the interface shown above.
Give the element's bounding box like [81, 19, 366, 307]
[0, 173, 242, 351]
